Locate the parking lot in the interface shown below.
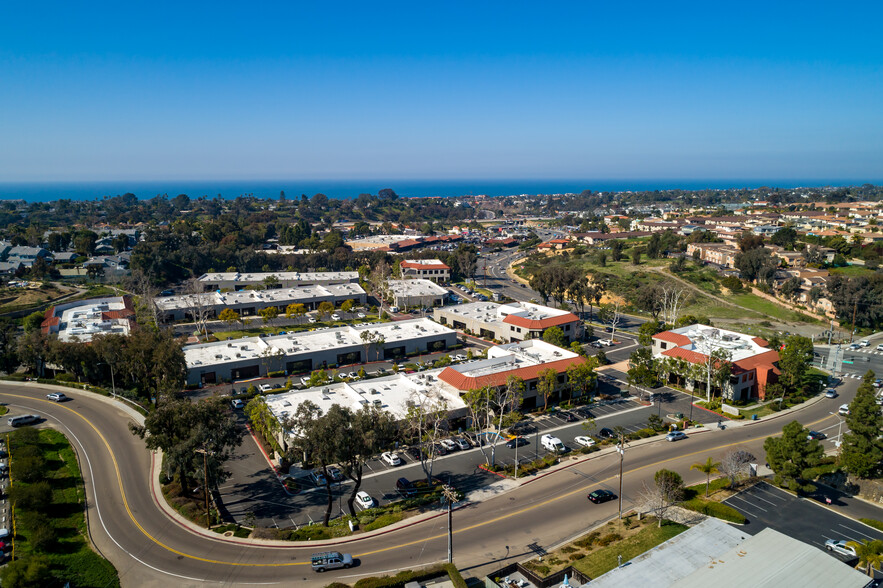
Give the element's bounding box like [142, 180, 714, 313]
[216, 393, 655, 528]
[723, 482, 883, 568]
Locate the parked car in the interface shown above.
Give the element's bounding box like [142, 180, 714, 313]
[308, 317, 317, 323]
[433, 443, 448, 456]
[440, 439, 458, 452]
[327, 466, 343, 482]
[311, 471, 327, 486]
[573, 406, 594, 419]
[807, 431, 826, 440]
[259, 383, 273, 392]
[395, 477, 416, 496]
[574, 436, 596, 448]
[825, 388, 838, 398]
[355, 491, 375, 510]
[825, 539, 857, 557]
[598, 339, 615, 347]
[231, 399, 245, 409]
[839, 404, 850, 416]
[666, 431, 688, 442]
[556, 410, 578, 422]
[348, 371, 359, 380]
[380, 451, 402, 466]
[357, 312, 366, 318]
[46, 392, 68, 402]
[598, 427, 616, 439]
[587, 489, 616, 504]
[453, 437, 471, 450]
[590, 341, 603, 349]
[506, 436, 529, 449]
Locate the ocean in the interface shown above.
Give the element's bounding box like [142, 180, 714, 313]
[0, 178, 875, 203]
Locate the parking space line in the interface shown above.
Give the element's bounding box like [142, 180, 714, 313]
[838, 524, 877, 541]
[726, 495, 768, 512]
[747, 493, 780, 507]
[724, 500, 760, 519]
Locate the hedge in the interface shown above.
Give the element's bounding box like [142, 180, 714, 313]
[860, 518, 883, 532]
[344, 563, 467, 588]
[681, 498, 746, 523]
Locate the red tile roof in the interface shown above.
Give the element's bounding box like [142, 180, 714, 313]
[438, 356, 585, 390]
[751, 337, 769, 347]
[502, 312, 579, 330]
[661, 347, 708, 364]
[400, 260, 450, 271]
[653, 331, 692, 346]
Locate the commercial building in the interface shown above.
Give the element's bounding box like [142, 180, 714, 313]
[399, 259, 450, 283]
[651, 325, 780, 401]
[262, 339, 588, 448]
[41, 296, 136, 343]
[197, 271, 358, 291]
[387, 279, 449, 309]
[156, 283, 366, 322]
[183, 318, 457, 386]
[434, 301, 582, 343]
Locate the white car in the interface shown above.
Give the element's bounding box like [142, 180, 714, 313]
[380, 452, 401, 466]
[308, 317, 317, 324]
[348, 372, 359, 380]
[877, 343, 883, 351]
[355, 491, 375, 510]
[259, 383, 273, 393]
[357, 312, 366, 319]
[574, 436, 596, 448]
[439, 439, 458, 452]
[46, 392, 68, 402]
[598, 339, 614, 347]
[825, 539, 857, 557]
[839, 404, 850, 416]
[331, 313, 341, 321]
[859, 340, 870, 348]
[231, 399, 245, 409]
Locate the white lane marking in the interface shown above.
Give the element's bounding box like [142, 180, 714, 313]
[727, 495, 767, 512]
[839, 524, 877, 541]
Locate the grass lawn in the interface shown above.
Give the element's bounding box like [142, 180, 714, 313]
[829, 265, 877, 277]
[571, 520, 688, 579]
[9, 428, 119, 587]
[729, 293, 820, 323]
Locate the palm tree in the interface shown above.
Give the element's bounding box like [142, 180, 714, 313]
[847, 539, 883, 577]
[691, 456, 721, 498]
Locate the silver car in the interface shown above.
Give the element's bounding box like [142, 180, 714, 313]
[825, 539, 857, 557]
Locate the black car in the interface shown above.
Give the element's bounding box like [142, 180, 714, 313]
[506, 436, 529, 449]
[557, 410, 578, 422]
[406, 446, 423, 460]
[396, 477, 416, 496]
[590, 341, 603, 349]
[598, 428, 616, 439]
[573, 406, 594, 419]
[588, 489, 616, 504]
[807, 431, 827, 440]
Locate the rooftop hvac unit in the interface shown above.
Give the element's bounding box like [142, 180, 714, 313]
[235, 353, 241, 358]
[215, 354, 223, 359]
[227, 342, 233, 347]
[372, 399, 382, 407]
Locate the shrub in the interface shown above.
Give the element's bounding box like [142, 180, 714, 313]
[569, 553, 585, 561]
[860, 518, 883, 532]
[55, 373, 76, 382]
[363, 512, 404, 532]
[681, 498, 746, 523]
[596, 532, 622, 547]
[9, 481, 52, 511]
[268, 370, 285, 378]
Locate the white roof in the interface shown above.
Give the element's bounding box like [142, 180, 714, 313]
[439, 301, 572, 325]
[447, 340, 577, 379]
[156, 283, 365, 311]
[54, 297, 132, 342]
[403, 259, 448, 267]
[184, 318, 454, 369]
[265, 370, 466, 427]
[387, 279, 448, 298]
[664, 325, 771, 362]
[198, 271, 358, 283]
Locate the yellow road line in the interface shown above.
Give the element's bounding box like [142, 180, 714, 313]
[0, 391, 836, 567]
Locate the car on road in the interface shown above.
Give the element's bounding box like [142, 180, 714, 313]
[590, 341, 603, 349]
[380, 451, 401, 466]
[574, 436, 596, 448]
[46, 392, 68, 402]
[807, 431, 826, 440]
[877, 344, 883, 352]
[666, 431, 687, 442]
[231, 399, 245, 409]
[598, 427, 616, 439]
[311, 551, 353, 572]
[859, 339, 870, 348]
[839, 404, 850, 416]
[587, 489, 616, 504]
[825, 388, 838, 398]
[357, 312, 366, 319]
[848, 343, 861, 351]
[825, 539, 857, 557]
[506, 436, 529, 449]
[355, 491, 375, 510]
[395, 477, 416, 497]
[308, 317, 317, 323]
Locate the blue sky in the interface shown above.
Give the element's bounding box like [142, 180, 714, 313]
[2, 2, 882, 182]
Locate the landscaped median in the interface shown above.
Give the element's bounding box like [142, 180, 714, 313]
[680, 477, 747, 524]
[3, 427, 119, 587]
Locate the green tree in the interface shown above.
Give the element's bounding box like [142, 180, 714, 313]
[340, 299, 355, 314]
[638, 319, 661, 346]
[841, 373, 883, 478]
[130, 398, 241, 501]
[0, 555, 52, 587]
[259, 306, 279, 326]
[777, 335, 815, 395]
[537, 367, 558, 411]
[22, 311, 44, 333]
[690, 457, 721, 498]
[763, 420, 823, 493]
[542, 326, 568, 348]
[317, 301, 335, 320]
[567, 359, 598, 401]
[218, 307, 240, 327]
[846, 539, 883, 577]
[628, 347, 659, 389]
[8, 481, 52, 511]
[285, 302, 306, 320]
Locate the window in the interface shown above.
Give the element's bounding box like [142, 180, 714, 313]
[660, 342, 668, 350]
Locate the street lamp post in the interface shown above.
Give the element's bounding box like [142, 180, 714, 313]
[829, 412, 844, 452]
[617, 434, 625, 519]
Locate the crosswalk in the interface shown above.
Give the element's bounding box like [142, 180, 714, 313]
[849, 347, 883, 355]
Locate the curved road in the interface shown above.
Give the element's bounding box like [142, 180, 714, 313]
[0, 378, 859, 587]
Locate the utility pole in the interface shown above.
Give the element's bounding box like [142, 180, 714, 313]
[195, 447, 211, 526]
[851, 299, 858, 342]
[617, 434, 625, 519]
[828, 319, 834, 345]
[441, 484, 459, 563]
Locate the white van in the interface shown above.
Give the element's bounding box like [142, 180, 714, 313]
[541, 434, 566, 453]
[7, 414, 39, 427]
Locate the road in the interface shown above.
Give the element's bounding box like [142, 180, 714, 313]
[0, 374, 868, 587]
